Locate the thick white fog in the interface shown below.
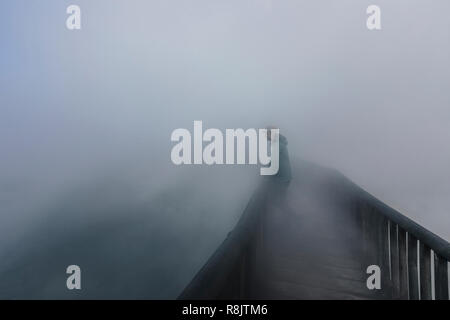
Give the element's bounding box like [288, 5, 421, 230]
[0, 0, 449, 298]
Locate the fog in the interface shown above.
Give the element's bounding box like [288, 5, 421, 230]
[0, 0, 449, 298]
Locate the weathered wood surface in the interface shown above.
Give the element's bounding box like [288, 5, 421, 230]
[390, 222, 400, 297]
[398, 228, 408, 299]
[419, 242, 432, 300]
[407, 234, 419, 300]
[180, 161, 393, 299]
[179, 160, 449, 300]
[434, 253, 449, 300]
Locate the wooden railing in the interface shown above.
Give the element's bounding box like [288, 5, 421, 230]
[178, 182, 271, 299]
[179, 171, 450, 300]
[354, 183, 450, 300]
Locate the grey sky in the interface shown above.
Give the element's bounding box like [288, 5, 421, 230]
[1, 0, 449, 249]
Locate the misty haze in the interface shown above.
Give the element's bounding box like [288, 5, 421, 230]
[0, 1, 449, 299]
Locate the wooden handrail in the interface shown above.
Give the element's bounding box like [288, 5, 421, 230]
[179, 165, 449, 300]
[341, 174, 449, 300]
[334, 171, 450, 261]
[358, 187, 450, 261]
[178, 182, 271, 299]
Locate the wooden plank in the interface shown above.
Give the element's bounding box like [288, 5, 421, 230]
[398, 228, 408, 299]
[434, 253, 449, 300]
[377, 215, 390, 295]
[361, 202, 375, 264]
[407, 234, 419, 300]
[419, 242, 432, 300]
[358, 200, 367, 255]
[390, 222, 400, 297]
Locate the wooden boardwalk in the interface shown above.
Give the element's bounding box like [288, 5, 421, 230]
[179, 160, 449, 300]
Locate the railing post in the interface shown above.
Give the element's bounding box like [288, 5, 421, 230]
[434, 253, 449, 300]
[377, 215, 390, 294]
[407, 234, 419, 300]
[398, 228, 408, 299]
[390, 222, 400, 298]
[419, 242, 432, 300]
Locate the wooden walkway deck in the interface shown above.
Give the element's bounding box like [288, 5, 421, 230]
[179, 160, 449, 300]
